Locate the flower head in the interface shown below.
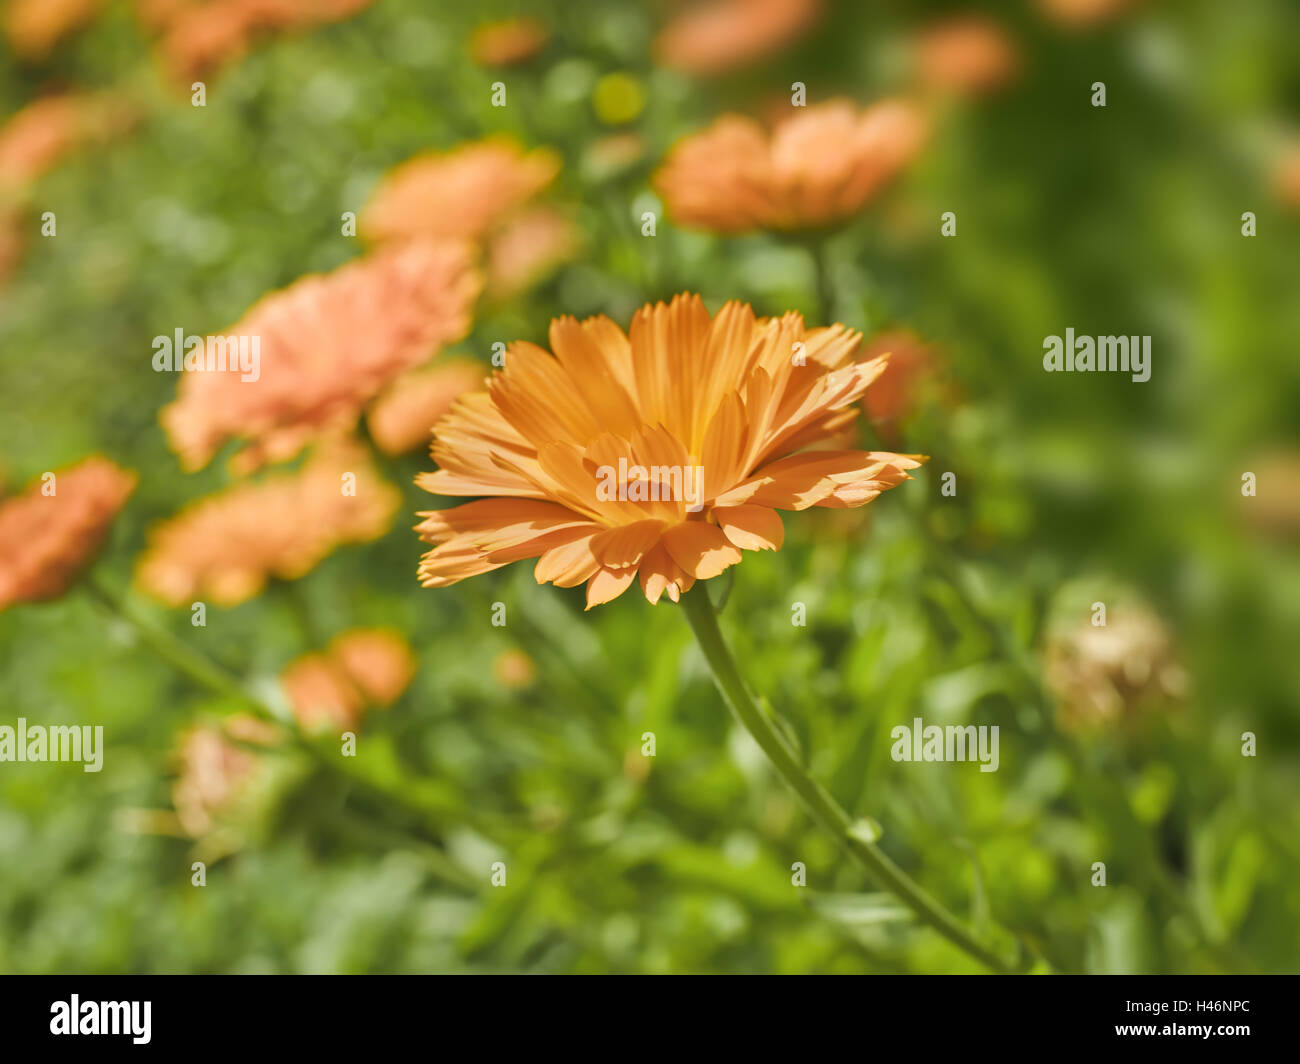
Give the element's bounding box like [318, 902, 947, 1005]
[4, 0, 104, 60]
[417, 294, 924, 608]
[914, 16, 1020, 97]
[654, 99, 927, 233]
[161, 239, 479, 474]
[136, 437, 399, 606]
[360, 139, 560, 245]
[0, 92, 135, 191]
[655, 0, 823, 76]
[0, 456, 136, 610]
[281, 627, 415, 732]
[171, 714, 282, 845]
[470, 17, 548, 67]
[485, 205, 579, 300]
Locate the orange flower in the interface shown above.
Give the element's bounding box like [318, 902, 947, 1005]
[360, 139, 560, 245]
[281, 627, 415, 732]
[1275, 142, 1300, 213]
[366, 358, 485, 457]
[416, 294, 924, 608]
[0, 93, 136, 193]
[915, 16, 1019, 97]
[469, 17, 548, 67]
[655, 0, 823, 76]
[0, 208, 23, 286]
[3, 0, 104, 60]
[155, 0, 377, 84]
[493, 648, 536, 689]
[161, 240, 479, 474]
[136, 437, 400, 606]
[0, 456, 137, 611]
[860, 329, 933, 428]
[1035, 0, 1134, 30]
[654, 99, 927, 233]
[172, 714, 282, 841]
[486, 206, 579, 300]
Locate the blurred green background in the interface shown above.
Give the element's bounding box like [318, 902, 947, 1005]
[1, 0, 1297, 974]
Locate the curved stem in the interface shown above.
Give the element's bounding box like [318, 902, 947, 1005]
[807, 237, 835, 323]
[679, 585, 1020, 973]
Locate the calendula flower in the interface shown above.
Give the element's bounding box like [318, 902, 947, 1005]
[161, 239, 479, 474]
[360, 139, 560, 245]
[366, 358, 485, 457]
[0, 457, 136, 611]
[136, 437, 399, 606]
[860, 329, 933, 429]
[1275, 142, 1300, 213]
[172, 714, 282, 844]
[915, 16, 1019, 97]
[469, 16, 547, 67]
[0, 93, 134, 190]
[3, 0, 104, 60]
[155, 0, 377, 84]
[1035, 0, 1134, 29]
[1045, 602, 1187, 732]
[416, 293, 924, 608]
[486, 206, 579, 300]
[281, 627, 415, 732]
[493, 648, 536, 689]
[655, 0, 823, 76]
[654, 99, 927, 233]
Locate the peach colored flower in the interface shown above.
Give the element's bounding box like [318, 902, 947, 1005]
[360, 139, 560, 245]
[172, 714, 282, 841]
[655, 0, 823, 76]
[493, 648, 536, 689]
[654, 98, 927, 233]
[136, 437, 400, 606]
[161, 240, 479, 474]
[915, 16, 1020, 97]
[860, 329, 933, 428]
[470, 17, 547, 67]
[3, 0, 104, 59]
[0, 92, 137, 191]
[1035, 0, 1134, 29]
[486, 206, 579, 299]
[416, 294, 924, 608]
[155, 0, 377, 84]
[0, 457, 137, 611]
[1275, 143, 1300, 213]
[366, 358, 485, 457]
[281, 628, 414, 733]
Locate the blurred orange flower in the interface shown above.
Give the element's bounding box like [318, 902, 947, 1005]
[486, 206, 579, 300]
[0, 456, 137, 610]
[915, 16, 1020, 97]
[136, 437, 400, 606]
[0, 208, 23, 285]
[1036, 0, 1134, 30]
[366, 358, 485, 457]
[416, 294, 924, 608]
[860, 329, 933, 429]
[469, 16, 548, 67]
[1275, 143, 1300, 213]
[655, 0, 823, 76]
[172, 714, 282, 841]
[493, 648, 536, 689]
[654, 99, 927, 233]
[161, 239, 479, 474]
[281, 627, 415, 732]
[360, 139, 560, 245]
[0, 93, 135, 190]
[153, 0, 377, 84]
[3, 0, 104, 59]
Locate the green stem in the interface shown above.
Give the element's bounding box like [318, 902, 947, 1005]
[808, 237, 835, 323]
[679, 585, 1020, 973]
